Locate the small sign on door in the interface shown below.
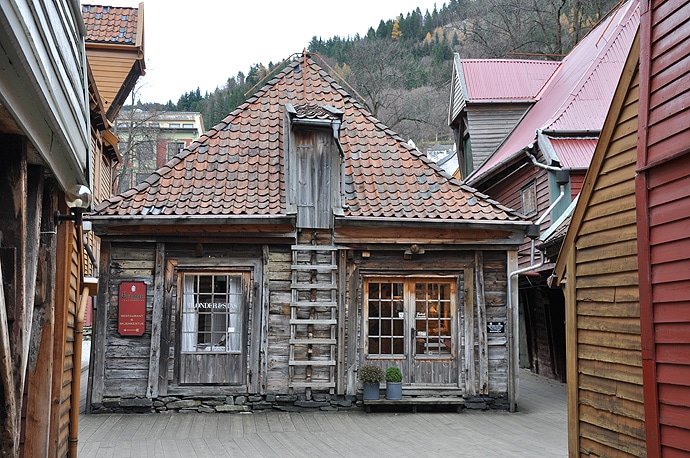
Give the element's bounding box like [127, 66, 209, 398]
[487, 321, 505, 333]
[118, 281, 146, 336]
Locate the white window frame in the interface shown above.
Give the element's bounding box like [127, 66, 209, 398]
[180, 272, 246, 354]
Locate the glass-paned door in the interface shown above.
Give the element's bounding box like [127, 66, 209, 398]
[365, 278, 458, 386]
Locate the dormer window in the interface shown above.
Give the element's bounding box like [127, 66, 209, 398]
[284, 103, 344, 229]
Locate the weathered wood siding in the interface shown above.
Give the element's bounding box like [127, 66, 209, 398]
[467, 104, 531, 171]
[449, 55, 466, 124]
[570, 59, 645, 457]
[0, 0, 89, 189]
[266, 247, 292, 393]
[102, 243, 156, 396]
[638, 1, 690, 453]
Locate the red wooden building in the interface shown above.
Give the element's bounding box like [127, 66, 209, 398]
[637, 0, 690, 453]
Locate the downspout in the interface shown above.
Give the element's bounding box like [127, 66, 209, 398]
[68, 228, 99, 457]
[507, 158, 569, 412]
[68, 286, 89, 458]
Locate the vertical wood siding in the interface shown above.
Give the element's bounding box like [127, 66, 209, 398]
[574, 65, 646, 457]
[638, 1, 690, 454]
[467, 105, 530, 170]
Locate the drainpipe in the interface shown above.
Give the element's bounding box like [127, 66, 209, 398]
[507, 164, 569, 412]
[68, 286, 89, 457]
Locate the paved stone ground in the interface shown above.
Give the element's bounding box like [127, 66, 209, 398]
[78, 362, 567, 457]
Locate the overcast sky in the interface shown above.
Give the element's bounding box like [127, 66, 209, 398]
[94, 1, 441, 103]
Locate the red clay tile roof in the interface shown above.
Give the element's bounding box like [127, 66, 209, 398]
[467, 0, 639, 185]
[82, 4, 140, 45]
[95, 56, 521, 223]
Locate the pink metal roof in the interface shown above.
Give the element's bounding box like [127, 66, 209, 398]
[548, 137, 598, 169]
[467, 0, 640, 184]
[461, 60, 560, 101]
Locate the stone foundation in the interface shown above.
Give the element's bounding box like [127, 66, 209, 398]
[89, 392, 510, 414]
[462, 393, 510, 410]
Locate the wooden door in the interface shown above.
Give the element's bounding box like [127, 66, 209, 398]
[364, 278, 459, 387]
[409, 280, 458, 386]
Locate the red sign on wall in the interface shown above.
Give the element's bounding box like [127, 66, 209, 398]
[118, 281, 146, 336]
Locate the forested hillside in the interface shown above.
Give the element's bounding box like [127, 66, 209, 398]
[141, 0, 620, 148]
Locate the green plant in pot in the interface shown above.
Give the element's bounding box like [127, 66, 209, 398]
[360, 365, 384, 400]
[385, 366, 403, 400]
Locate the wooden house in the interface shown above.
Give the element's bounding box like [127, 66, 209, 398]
[636, 0, 690, 453]
[448, 57, 559, 179]
[81, 3, 145, 120]
[87, 54, 531, 415]
[553, 30, 645, 457]
[456, 0, 640, 383]
[0, 3, 143, 455]
[554, 1, 690, 454]
[1, 1, 89, 456]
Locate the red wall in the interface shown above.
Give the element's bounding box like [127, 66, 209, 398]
[637, 1, 690, 454]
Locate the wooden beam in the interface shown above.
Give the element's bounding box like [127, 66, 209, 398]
[25, 181, 55, 458]
[146, 243, 165, 398]
[260, 246, 270, 394]
[158, 259, 177, 397]
[337, 249, 346, 395]
[475, 252, 489, 395]
[464, 267, 476, 395]
[49, 200, 75, 457]
[88, 241, 110, 408]
[565, 254, 580, 456]
[0, 140, 24, 456]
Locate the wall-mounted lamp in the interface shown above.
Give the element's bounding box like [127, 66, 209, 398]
[54, 185, 93, 228]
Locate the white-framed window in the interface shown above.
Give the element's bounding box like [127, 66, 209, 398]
[521, 181, 538, 217]
[181, 273, 245, 353]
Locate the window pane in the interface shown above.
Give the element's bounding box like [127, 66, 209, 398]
[414, 282, 452, 356]
[366, 281, 404, 355]
[181, 273, 244, 353]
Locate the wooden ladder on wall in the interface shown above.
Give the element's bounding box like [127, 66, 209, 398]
[288, 233, 338, 397]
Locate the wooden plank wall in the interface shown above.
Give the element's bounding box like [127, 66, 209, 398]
[87, 48, 138, 113]
[266, 247, 292, 393]
[102, 243, 155, 395]
[486, 158, 551, 269]
[467, 104, 530, 170]
[638, 1, 690, 453]
[574, 64, 646, 457]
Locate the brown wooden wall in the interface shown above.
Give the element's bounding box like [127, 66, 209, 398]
[50, 224, 80, 457]
[565, 54, 646, 457]
[638, 0, 690, 453]
[86, 47, 140, 114]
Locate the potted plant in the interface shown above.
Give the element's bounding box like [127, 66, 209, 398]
[385, 366, 403, 400]
[359, 364, 384, 400]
